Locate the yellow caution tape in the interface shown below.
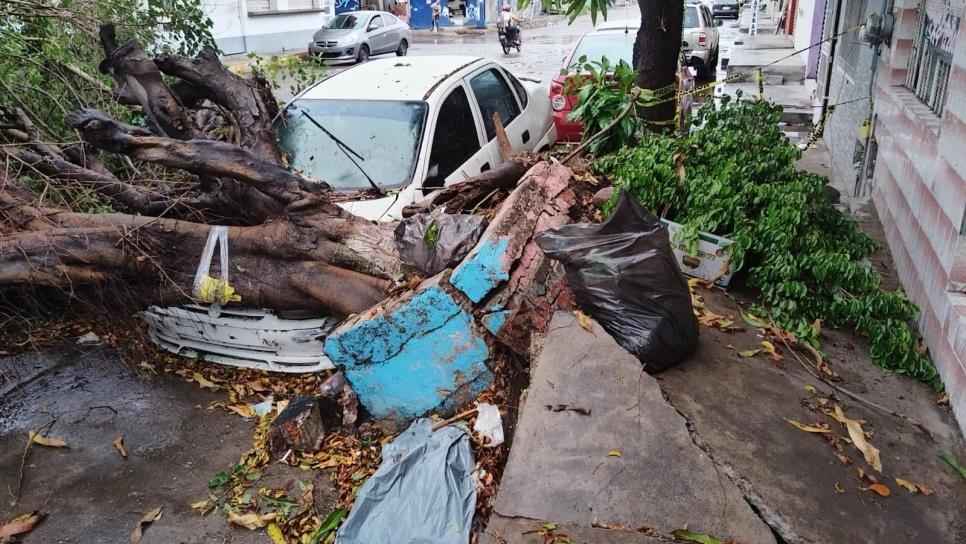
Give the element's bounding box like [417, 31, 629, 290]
[195, 274, 242, 304]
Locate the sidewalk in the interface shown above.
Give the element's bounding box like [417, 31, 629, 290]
[485, 239, 966, 542]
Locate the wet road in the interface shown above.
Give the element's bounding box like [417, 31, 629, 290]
[281, 10, 744, 101]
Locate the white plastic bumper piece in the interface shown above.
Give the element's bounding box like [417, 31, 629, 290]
[141, 305, 335, 373]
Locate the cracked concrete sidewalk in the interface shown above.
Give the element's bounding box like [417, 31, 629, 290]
[484, 306, 966, 544]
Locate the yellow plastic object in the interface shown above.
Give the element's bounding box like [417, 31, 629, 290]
[195, 274, 241, 304]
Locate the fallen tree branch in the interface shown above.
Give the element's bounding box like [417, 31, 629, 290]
[561, 87, 641, 165]
[402, 158, 530, 217]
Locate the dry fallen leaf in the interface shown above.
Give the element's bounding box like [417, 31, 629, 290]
[608, 450, 622, 458]
[760, 340, 781, 361]
[192, 371, 219, 390]
[673, 152, 686, 181]
[113, 435, 127, 458]
[810, 319, 822, 337]
[895, 477, 917, 493]
[783, 418, 830, 433]
[834, 482, 845, 494]
[829, 406, 882, 472]
[28, 431, 68, 449]
[267, 523, 287, 544]
[0, 511, 45, 539]
[868, 483, 891, 497]
[833, 452, 852, 465]
[227, 404, 256, 419]
[738, 348, 762, 358]
[227, 511, 276, 530]
[573, 310, 593, 332]
[916, 483, 934, 496]
[129, 506, 162, 544]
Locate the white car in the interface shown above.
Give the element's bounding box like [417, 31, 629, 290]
[276, 56, 557, 221]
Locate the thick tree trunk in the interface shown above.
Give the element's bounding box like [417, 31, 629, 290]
[0, 192, 398, 316]
[633, 0, 684, 128]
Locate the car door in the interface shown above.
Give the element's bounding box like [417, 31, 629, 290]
[703, 6, 719, 51]
[466, 66, 527, 169]
[422, 83, 491, 191]
[383, 14, 402, 49]
[367, 14, 389, 53]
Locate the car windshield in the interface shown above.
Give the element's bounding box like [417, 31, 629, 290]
[684, 6, 699, 27]
[568, 32, 635, 68]
[277, 100, 427, 192]
[326, 14, 366, 29]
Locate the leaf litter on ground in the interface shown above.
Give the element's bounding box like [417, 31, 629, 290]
[129, 506, 162, 544]
[0, 511, 46, 540]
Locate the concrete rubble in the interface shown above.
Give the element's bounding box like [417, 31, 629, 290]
[484, 312, 777, 544]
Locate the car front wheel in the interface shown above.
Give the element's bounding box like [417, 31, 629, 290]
[396, 40, 408, 56]
[357, 45, 370, 63]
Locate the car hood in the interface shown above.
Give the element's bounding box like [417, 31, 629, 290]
[313, 28, 360, 41]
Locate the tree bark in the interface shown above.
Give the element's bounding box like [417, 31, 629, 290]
[633, 0, 684, 128]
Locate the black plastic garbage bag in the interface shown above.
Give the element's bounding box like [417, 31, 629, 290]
[535, 191, 698, 371]
[394, 213, 487, 275]
[336, 419, 476, 544]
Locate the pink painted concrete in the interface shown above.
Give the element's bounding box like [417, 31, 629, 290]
[868, 17, 966, 432]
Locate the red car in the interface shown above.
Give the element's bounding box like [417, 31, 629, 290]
[549, 25, 636, 142]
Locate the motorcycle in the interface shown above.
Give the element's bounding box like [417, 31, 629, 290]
[498, 25, 521, 54]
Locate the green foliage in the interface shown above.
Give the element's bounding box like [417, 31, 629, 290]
[518, 0, 614, 23]
[595, 95, 942, 389]
[248, 53, 328, 101]
[566, 57, 652, 155]
[0, 0, 218, 211]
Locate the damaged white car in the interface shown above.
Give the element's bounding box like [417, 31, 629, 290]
[276, 55, 557, 221]
[144, 56, 556, 371]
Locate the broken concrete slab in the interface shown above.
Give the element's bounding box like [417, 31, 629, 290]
[487, 312, 776, 544]
[658, 287, 966, 544]
[267, 395, 325, 456]
[323, 273, 491, 422]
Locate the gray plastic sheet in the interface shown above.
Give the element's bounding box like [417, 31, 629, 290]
[336, 419, 476, 544]
[394, 213, 487, 275]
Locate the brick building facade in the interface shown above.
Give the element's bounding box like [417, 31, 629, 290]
[819, 0, 966, 430]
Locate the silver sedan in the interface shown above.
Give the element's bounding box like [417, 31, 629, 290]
[308, 11, 412, 64]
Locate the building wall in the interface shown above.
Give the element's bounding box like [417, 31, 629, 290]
[205, 0, 334, 55]
[818, 0, 878, 197]
[868, 0, 966, 431]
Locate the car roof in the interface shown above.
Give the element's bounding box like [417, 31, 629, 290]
[333, 10, 380, 17]
[300, 56, 486, 101]
[595, 19, 640, 31]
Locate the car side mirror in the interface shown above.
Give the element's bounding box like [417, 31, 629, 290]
[715, 19, 723, 26]
[368, 24, 378, 31]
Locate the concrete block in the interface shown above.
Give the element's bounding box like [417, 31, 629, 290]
[323, 276, 491, 421]
[451, 162, 573, 304]
[490, 312, 776, 544]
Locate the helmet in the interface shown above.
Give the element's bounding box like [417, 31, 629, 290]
[502, 4, 510, 10]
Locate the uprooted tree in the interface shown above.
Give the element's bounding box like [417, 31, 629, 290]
[0, 17, 533, 320]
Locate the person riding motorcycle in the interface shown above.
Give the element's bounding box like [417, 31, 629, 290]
[498, 4, 520, 44]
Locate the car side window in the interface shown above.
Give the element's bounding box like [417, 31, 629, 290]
[427, 86, 481, 187]
[505, 71, 529, 110]
[370, 15, 384, 29]
[470, 68, 521, 140]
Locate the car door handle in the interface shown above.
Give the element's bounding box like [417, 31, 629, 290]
[522, 130, 530, 143]
[481, 162, 490, 172]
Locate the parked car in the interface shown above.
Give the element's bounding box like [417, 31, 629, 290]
[277, 56, 556, 221]
[712, 0, 740, 18]
[549, 23, 637, 142]
[683, 2, 721, 78]
[308, 11, 412, 63]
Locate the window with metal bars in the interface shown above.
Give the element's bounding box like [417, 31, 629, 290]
[905, 0, 961, 116]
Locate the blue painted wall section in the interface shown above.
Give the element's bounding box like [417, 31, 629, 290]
[450, 238, 511, 303]
[482, 308, 509, 336]
[324, 287, 491, 420]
